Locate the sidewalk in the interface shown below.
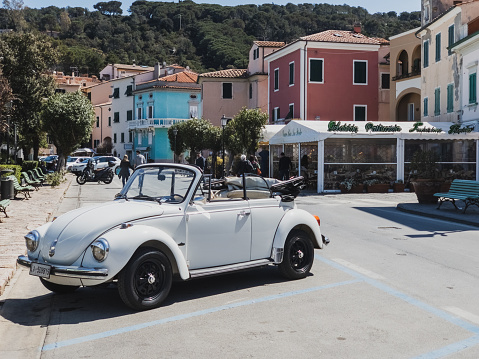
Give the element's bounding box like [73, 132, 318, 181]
[0, 181, 478, 296]
[0, 175, 73, 296]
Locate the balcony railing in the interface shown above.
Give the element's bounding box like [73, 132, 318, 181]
[392, 69, 421, 81]
[128, 118, 189, 130]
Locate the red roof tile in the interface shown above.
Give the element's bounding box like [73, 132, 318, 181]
[300, 30, 389, 45]
[199, 69, 248, 79]
[253, 41, 285, 47]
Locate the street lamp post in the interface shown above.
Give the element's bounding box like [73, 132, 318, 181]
[221, 114, 227, 178]
[6, 101, 12, 164]
[173, 128, 178, 163]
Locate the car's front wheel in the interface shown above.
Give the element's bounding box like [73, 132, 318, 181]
[118, 248, 172, 311]
[278, 230, 314, 280]
[40, 278, 80, 293]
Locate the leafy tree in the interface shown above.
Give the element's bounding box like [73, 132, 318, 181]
[41, 91, 95, 170]
[2, 0, 27, 31]
[0, 32, 58, 159]
[0, 68, 14, 136]
[93, 1, 123, 16]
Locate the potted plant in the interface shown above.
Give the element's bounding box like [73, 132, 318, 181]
[410, 150, 442, 204]
[339, 177, 364, 193]
[364, 179, 390, 193]
[393, 180, 405, 192]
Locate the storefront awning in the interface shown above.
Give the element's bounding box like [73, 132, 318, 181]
[269, 120, 479, 145]
[259, 124, 285, 145]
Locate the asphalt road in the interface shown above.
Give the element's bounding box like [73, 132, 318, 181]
[1, 178, 479, 359]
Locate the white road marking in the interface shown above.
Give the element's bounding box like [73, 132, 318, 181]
[331, 258, 385, 280]
[443, 307, 479, 325]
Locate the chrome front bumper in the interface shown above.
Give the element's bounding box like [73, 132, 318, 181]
[17, 255, 108, 280]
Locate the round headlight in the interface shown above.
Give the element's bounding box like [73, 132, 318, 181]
[91, 238, 109, 262]
[25, 230, 40, 252]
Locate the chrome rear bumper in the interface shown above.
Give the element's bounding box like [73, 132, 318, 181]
[17, 255, 108, 280]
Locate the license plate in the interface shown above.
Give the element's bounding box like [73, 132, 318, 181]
[29, 263, 51, 279]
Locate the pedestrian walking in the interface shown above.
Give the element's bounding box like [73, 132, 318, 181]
[195, 152, 207, 171]
[119, 155, 133, 187]
[237, 154, 254, 176]
[135, 150, 146, 168]
[278, 152, 292, 180]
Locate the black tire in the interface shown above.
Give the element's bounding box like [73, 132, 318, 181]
[278, 230, 314, 280]
[76, 174, 86, 185]
[118, 248, 172, 311]
[40, 278, 80, 293]
[103, 172, 113, 184]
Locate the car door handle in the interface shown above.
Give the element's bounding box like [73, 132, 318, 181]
[238, 210, 251, 216]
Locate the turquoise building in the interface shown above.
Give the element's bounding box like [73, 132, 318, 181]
[130, 71, 201, 162]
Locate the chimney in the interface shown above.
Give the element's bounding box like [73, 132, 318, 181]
[353, 23, 361, 34]
[154, 62, 161, 79]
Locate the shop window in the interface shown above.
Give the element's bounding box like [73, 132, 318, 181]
[353, 60, 367, 85]
[435, 33, 441, 62]
[289, 62, 294, 86]
[309, 59, 324, 83]
[447, 84, 453, 113]
[274, 68, 279, 91]
[354, 105, 366, 121]
[222, 83, 232, 99]
[423, 40, 429, 68]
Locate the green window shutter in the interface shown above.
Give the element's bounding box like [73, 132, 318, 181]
[310, 59, 323, 82]
[469, 73, 477, 104]
[113, 88, 120, 98]
[423, 41, 429, 68]
[435, 33, 441, 62]
[125, 85, 132, 96]
[447, 84, 453, 113]
[424, 97, 428, 117]
[434, 88, 440, 116]
[114, 112, 120, 122]
[448, 25, 454, 55]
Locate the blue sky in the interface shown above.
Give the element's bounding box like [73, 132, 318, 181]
[24, 0, 421, 15]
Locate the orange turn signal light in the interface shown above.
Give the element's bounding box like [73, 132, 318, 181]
[313, 215, 320, 226]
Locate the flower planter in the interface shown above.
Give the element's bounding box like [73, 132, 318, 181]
[366, 184, 390, 193]
[339, 184, 364, 193]
[412, 179, 442, 204]
[393, 183, 405, 192]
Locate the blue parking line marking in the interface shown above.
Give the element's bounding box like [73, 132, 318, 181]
[314, 254, 479, 358]
[42, 278, 361, 351]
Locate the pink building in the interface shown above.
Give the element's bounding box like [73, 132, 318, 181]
[198, 41, 284, 126]
[266, 27, 389, 123]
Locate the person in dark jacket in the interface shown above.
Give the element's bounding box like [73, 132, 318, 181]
[237, 154, 254, 176]
[119, 155, 133, 187]
[278, 152, 292, 180]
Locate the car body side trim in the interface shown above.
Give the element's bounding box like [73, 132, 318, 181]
[189, 258, 273, 278]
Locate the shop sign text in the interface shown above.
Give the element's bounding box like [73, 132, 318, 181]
[327, 121, 358, 133]
[365, 122, 402, 132]
[448, 124, 474, 134]
[409, 122, 442, 133]
[282, 128, 303, 137]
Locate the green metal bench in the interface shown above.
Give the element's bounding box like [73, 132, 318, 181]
[434, 179, 479, 213]
[21, 171, 41, 190]
[7, 175, 34, 199]
[0, 199, 10, 221]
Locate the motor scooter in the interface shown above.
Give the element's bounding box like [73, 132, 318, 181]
[76, 160, 114, 185]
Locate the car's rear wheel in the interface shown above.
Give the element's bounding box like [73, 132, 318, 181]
[118, 248, 172, 311]
[278, 230, 314, 280]
[40, 278, 79, 293]
[76, 174, 86, 185]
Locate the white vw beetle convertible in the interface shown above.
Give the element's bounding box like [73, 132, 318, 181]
[18, 164, 328, 311]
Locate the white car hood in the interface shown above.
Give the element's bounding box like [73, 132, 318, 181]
[39, 201, 165, 265]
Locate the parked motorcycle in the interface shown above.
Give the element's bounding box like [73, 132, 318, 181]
[76, 160, 114, 185]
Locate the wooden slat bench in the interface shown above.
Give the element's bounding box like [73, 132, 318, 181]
[0, 199, 10, 222]
[434, 179, 479, 213]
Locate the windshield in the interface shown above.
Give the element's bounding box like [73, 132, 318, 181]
[122, 166, 195, 204]
[67, 157, 78, 163]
